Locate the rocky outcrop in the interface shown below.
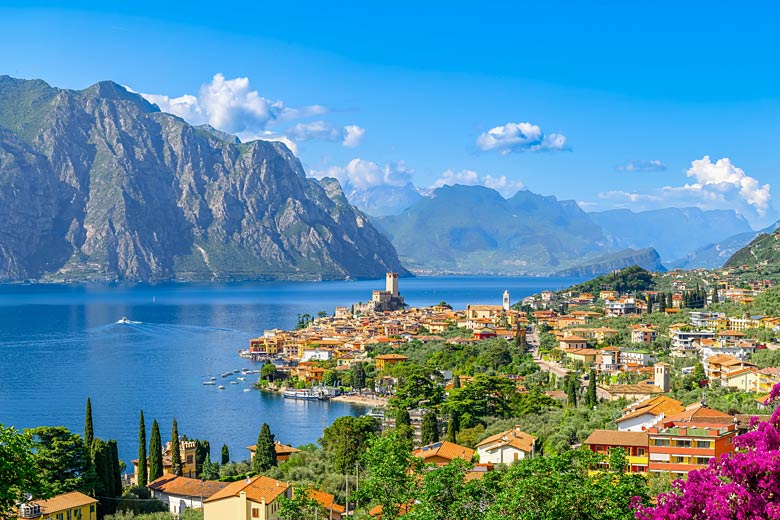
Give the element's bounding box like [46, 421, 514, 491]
[0, 76, 406, 282]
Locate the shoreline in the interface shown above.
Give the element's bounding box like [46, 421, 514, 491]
[330, 394, 389, 407]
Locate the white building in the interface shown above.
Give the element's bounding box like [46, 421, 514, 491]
[475, 426, 535, 464]
[148, 475, 229, 516]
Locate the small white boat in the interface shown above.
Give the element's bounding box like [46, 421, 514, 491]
[237, 377, 246, 381]
[117, 317, 131, 324]
[243, 388, 251, 392]
[230, 381, 239, 385]
[217, 385, 226, 390]
[202, 381, 216, 385]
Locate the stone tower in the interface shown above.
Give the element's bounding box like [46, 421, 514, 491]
[386, 272, 399, 297]
[503, 290, 510, 311]
[654, 362, 670, 392]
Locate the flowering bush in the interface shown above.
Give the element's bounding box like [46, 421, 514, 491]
[634, 383, 780, 519]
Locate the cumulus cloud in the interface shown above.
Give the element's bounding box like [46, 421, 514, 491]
[138, 73, 327, 135]
[597, 156, 774, 225]
[429, 169, 525, 197]
[617, 159, 667, 173]
[476, 122, 568, 155]
[686, 156, 771, 215]
[309, 159, 414, 190]
[285, 121, 365, 148]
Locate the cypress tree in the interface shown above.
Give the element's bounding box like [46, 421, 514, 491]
[446, 412, 459, 443]
[195, 439, 210, 477]
[84, 397, 94, 451]
[252, 423, 277, 473]
[149, 419, 163, 481]
[221, 443, 230, 465]
[108, 440, 122, 496]
[567, 375, 578, 407]
[137, 411, 147, 486]
[420, 411, 439, 445]
[587, 370, 597, 407]
[452, 375, 461, 389]
[170, 418, 182, 476]
[91, 438, 110, 495]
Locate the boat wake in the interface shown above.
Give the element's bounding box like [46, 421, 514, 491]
[116, 317, 142, 325]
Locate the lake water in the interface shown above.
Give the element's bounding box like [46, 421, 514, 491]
[0, 275, 582, 469]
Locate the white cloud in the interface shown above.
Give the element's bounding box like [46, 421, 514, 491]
[429, 169, 524, 197]
[342, 125, 366, 148]
[138, 73, 326, 135]
[309, 159, 413, 190]
[596, 156, 775, 226]
[686, 156, 771, 215]
[476, 122, 568, 155]
[285, 121, 365, 148]
[617, 159, 667, 173]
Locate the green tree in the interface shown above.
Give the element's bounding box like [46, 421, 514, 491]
[195, 440, 210, 477]
[84, 397, 94, 451]
[446, 412, 460, 443]
[253, 423, 277, 473]
[221, 443, 230, 465]
[0, 425, 51, 515]
[201, 455, 220, 481]
[587, 370, 597, 407]
[149, 420, 163, 481]
[261, 362, 277, 382]
[320, 415, 379, 474]
[170, 418, 182, 476]
[406, 458, 485, 520]
[351, 362, 367, 390]
[137, 411, 147, 487]
[484, 449, 649, 519]
[358, 430, 421, 520]
[452, 374, 461, 389]
[278, 486, 323, 520]
[389, 364, 444, 410]
[420, 411, 439, 446]
[566, 375, 578, 407]
[28, 426, 95, 495]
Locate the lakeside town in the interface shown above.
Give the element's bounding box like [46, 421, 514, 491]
[10, 257, 780, 520]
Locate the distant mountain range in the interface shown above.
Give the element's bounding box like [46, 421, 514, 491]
[0, 76, 406, 282]
[669, 220, 780, 270]
[372, 185, 664, 275]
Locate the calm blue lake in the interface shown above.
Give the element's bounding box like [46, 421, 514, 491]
[0, 276, 581, 469]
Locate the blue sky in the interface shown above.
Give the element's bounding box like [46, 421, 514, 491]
[1, 1, 778, 227]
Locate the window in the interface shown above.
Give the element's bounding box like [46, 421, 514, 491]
[89, 506, 95, 513]
[675, 440, 691, 448]
[695, 457, 712, 465]
[187, 455, 194, 463]
[56, 514, 63, 520]
[671, 456, 686, 464]
[73, 510, 82, 520]
[637, 448, 646, 456]
[653, 439, 670, 446]
[252, 508, 260, 518]
[696, 441, 711, 449]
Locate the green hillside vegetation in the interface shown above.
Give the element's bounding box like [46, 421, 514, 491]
[570, 265, 655, 295]
[725, 231, 780, 269]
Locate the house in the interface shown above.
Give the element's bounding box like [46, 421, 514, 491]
[565, 348, 598, 365]
[16, 492, 98, 520]
[475, 426, 535, 464]
[473, 327, 497, 340]
[583, 430, 649, 473]
[132, 439, 198, 485]
[247, 441, 302, 462]
[203, 475, 290, 520]
[559, 335, 588, 351]
[148, 475, 229, 515]
[614, 395, 685, 432]
[375, 353, 408, 371]
[295, 488, 346, 520]
[412, 441, 475, 466]
[630, 327, 658, 345]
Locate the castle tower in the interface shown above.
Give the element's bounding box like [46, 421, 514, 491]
[654, 362, 670, 393]
[503, 290, 510, 311]
[386, 272, 399, 297]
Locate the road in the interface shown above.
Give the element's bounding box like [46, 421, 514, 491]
[526, 325, 570, 379]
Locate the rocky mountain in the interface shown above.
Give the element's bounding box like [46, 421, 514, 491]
[669, 220, 780, 270]
[0, 76, 406, 282]
[373, 184, 652, 275]
[589, 207, 753, 261]
[724, 228, 780, 269]
[345, 183, 423, 217]
[553, 247, 664, 277]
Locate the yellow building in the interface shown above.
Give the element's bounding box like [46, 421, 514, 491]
[17, 491, 98, 520]
[203, 475, 290, 520]
[132, 439, 198, 485]
[375, 353, 408, 371]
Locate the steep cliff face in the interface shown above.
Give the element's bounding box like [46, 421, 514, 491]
[0, 76, 406, 281]
[553, 248, 665, 277]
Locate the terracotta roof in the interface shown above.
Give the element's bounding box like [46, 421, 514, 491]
[475, 427, 535, 453]
[615, 396, 684, 424]
[561, 335, 588, 342]
[148, 475, 229, 498]
[583, 429, 649, 447]
[375, 354, 409, 360]
[661, 402, 734, 426]
[299, 488, 346, 514]
[204, 475, 288, 504]
[32, 492, 97, 514]
[413, 441, 474, 463]
[602, 384, 664, 395]
[247, 441, 302, 456]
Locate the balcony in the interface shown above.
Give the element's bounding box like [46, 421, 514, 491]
[18, 504, 41, 518]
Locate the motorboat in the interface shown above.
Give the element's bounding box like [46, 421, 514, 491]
[217, 385, 226, 390]
[117, 317, 131, 324]
[202, 381, 216, 385]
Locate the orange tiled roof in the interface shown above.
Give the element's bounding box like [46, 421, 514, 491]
[31, 492, 97, 514]
[148, 475, 229, 498]
[204, 475, 288, 504]
[661, 402, 733, 425]
[413, 441, 474, 463]
[615, 395, 684, 424]
[584, 429, 649, 447]
[476, 427, 535, 453]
